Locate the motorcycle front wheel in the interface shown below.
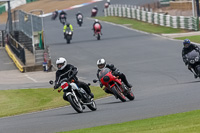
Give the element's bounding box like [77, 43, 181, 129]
[111, 86, 126, 102]
[87, 99, 97, 111]
[97, 34, 101, 40]
[125, 89, 135, 101]
[67, 95, 83, 113]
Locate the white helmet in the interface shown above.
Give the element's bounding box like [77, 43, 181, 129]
[94, 19, 99, 22]
[56, 57, 67, 70]
[97, 58, 106, 69]
[107, 0, 110, 2]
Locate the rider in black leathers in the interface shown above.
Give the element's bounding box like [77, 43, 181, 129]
[52, 9, 58, 20]
[96, 58, 132, 94]
[54, 57, 94, 100]
[182, 39, 200, 78]
[59, 10, 67, 23]
[76, 11, 83, 22]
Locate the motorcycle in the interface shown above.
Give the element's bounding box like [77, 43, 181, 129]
[104, 2, 109, 9]
[93, 68, 135, 102]
[60, 14, 66, 25]
[91, 8, 97, 17]
[51, 11, 58, 20]
[49, 71, 97, 113]
[77, 14, 83, 27]
[185, 49, 200, 78]
[65, 30, 73, 44]
[94, 23, 102, 40]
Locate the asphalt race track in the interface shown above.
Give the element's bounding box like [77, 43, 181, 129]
[1, 0, 200, 133]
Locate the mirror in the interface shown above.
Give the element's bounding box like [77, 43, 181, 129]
[93, 79, 97, 83]
[49, 80, 54, 85]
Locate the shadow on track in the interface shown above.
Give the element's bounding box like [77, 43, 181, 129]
[178, 80, 200, 85]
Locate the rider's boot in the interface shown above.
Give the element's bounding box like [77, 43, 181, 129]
[126, 83, 132, 88]
[194, 74, 198, 79]
[89, 92, 94, 99]
[81, 103, 85, 110]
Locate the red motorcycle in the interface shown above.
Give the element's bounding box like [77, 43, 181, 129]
[94, 23, 101, 40]
[104, 2, 109, 8]
[93, 68, 135, 102]
[91, 8, 97, 17]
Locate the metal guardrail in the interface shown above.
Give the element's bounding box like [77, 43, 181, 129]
[7, 34, 26, 64]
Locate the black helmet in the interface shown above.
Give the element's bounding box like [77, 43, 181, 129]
[66, 23, 70, 27]
[183, 39, 191, 48]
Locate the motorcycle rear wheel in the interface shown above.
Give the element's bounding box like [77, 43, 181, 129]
[111, 86, 126, 102]
[67, 95, 83, 113]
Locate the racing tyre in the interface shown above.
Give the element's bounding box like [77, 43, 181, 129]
[67, 95, 83, 113]
[111, 86, 126, 102]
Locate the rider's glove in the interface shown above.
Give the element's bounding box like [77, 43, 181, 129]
[54, 84, 60, 89]
[112, 71, 119, 76]
[100, 83, 103, 88]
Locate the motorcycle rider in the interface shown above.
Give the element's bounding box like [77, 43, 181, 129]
[52, 9, 58, 20]
[63, 22, 73, 39]
[54, 57, 94, 100]
[182, 39, 200, 78]
[107, 0, 111, 5]
[59, 10, 67, 24]
[76, 11, 83, 22]
[93, 5, 98, 12]
[96, 58, 132, 94]
[105, 0, 110, 8]
[92, 19, 102, 36]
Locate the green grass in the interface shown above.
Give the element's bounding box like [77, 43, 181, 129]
[0, 86, 106, 118]
[59, 109, 200, 133]
[96, 16, 190, 34]
[175, 35, 200, 44]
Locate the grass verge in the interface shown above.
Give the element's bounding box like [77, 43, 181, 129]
[59, 109, 200, 133]
[175, 35, 200, 44]
[0, 86, 106, 118]
[96, 16, 190, 34]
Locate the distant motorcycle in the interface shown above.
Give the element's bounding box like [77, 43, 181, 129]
[93, 23, 102, 40]
[185, 50, 200, 78]
[60, 14, 66, 25]
[49, 71, 97, 113]
[65, 30, 73, 44]
[77, 14, 83, 27]
[51, 11, 58, 20]
[93, 68, 135, 102]
[104, 2, 109, 8]
[91, 8, 97, 17]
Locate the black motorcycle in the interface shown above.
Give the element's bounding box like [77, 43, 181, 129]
[185, 49, 200, 78]
[60, 14, 66, 25]
[51, 11, 58, 20]
[64, 30, 73, 44]
[77, 14, 83, 27]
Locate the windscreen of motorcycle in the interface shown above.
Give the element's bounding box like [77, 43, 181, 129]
[78, 15, 82, 19]
[186, 50, 200, 61]
[99, 68, 111, 79]
[92, 9, 97, 12]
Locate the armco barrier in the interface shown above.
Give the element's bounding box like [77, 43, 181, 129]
[5, 44, 24, 72]
[105, 4, 198, 31]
